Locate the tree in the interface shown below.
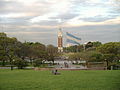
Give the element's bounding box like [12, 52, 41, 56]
[97, 42, 120, 69]
[68, 51, 103, 67]
[77, 45, 84, 52]
[102, 54, 116, 69]
[17, 42, 47, 65]
[65, 45, 79, 52]
[92, 41, 102, 47]
[0, 33, 19, 69]
[91, 52, 103, 62]
[15, 42, 30, 60]
[0, 33, 8, 66]
[0, 32, 28, 70]
[0, 32, 7, 37]
[33, 58, 43, 67]
[97, 42, 120, 55]
[14, 57, 28, 69]
[46, 45, 58, 64]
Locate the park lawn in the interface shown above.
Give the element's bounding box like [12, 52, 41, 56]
[0, 70, 120, 90]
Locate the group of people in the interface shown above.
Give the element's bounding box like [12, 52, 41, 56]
[51, 62, 70, 75]
[57, 62, 69, 68]
[52, 69, 60, 75]
[64, 62, 69, 68]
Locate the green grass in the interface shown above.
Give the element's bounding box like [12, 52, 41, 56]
[0, 70, 120, 90]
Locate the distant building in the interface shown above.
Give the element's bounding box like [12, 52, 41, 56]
[58, 28, 63, 52]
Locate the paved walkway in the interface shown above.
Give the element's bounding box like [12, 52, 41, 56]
[0, 67, 34, 69]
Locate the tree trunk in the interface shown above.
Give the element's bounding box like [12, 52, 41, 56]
[11, 65, 13, 70]
[106, 60, 109, 70]
[30, 57, 33, 65]
[7, 54, 13, 70]
[2, 60, 5, 66]
[52, 60, 54, 65]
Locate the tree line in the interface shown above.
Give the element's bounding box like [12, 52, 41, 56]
[65, 41, 120, 69]
[0, 32, 58, 69]
[0, 32, 120, 70]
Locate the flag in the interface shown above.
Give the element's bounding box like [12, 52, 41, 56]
[66, 32, 81, 45]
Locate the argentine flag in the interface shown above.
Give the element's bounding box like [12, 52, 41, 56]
[66, 32, 81, 45]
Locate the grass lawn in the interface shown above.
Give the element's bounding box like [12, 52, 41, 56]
[0, 70, 120, 90]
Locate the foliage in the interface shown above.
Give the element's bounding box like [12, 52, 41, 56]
[46, 44, 57, 54]
[68, 51, 103, 62]
[0, 33, 20, 67]
[46, 45, 58, 64]
[0, 32, 119, 69]
[0, 32, 7, 37]
[65, 41, 102, 53]
[97, 42, 120, 55]
[88, 51, 103, 62]
[102, 54, 115, 62]
[13, 57, 28, 69]
[92, 41, 102, 47]
[65, 45, 78, 52]
[33, 58, 43, 67]
[0, 32, 59, 68]
[97, 42, 120, 68]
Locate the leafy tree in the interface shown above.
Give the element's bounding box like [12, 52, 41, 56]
[77, 45, 84, 52]
[15, 42, 30, 60]
[33, 58, 42, 67]
[17, 42, 47, 65]
[97, 42, 120, 68]
[0, 33, 20, 68]
[14, 57, 28, 69]
[92, 41, 102, 47]
[89, 51, 103, 62]
[68, 53, 80, 60]
[97, 42, 120, 55]
[84, 41, 102, 51]
[102, 54, 116, 69]
[46, 45, 58, 64]
[0, 33, 29, 69]
[0, 33, 8, 66]
[0, 32, 7, 37]
[30, 42, 46, 56]
[46, 45, 57, 53]
[68, 51, 103, 67]
[65, 45, 79, 52]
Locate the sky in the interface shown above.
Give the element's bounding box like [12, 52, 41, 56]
[0, 0, 120, 46]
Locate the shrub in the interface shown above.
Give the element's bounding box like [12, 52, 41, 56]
[33, 58, 43, 67]
[14, 57, 28, 69]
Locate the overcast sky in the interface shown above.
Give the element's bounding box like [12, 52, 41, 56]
[0, 0, 120, 46]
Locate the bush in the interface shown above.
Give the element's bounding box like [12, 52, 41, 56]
[33, 58, 43, 67]
[14, 57, 28, 69]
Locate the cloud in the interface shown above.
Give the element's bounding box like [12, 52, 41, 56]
[29, 0, 71, 23]
[0, 13, 34, 18]
[20, 16, 120, 29]
[3, 16, 119, 30]
[30, 13, 59, 23]
[64, 16, 120, 27]
[0, 0, 120, 45]
[6, 31, 54, 34]
[6, 30, 58, 45]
